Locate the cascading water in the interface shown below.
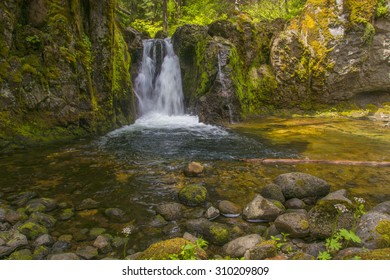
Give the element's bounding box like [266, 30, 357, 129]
[135, 39, 184, 116]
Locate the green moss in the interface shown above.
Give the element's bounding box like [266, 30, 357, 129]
[18, 221, 48, 240]
[178, 184, 208, 206]
[375, 220, 390, 247]
[8, 249, 33, 260]
[209, 224, 230, 245]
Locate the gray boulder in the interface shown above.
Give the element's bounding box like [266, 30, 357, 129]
[274, 212, 310, 238]
[242, 195, 285, 222]
[356, 211, 390, 249]
[218, 200, 241, 217]
[156, 203, 184, 221]
[223, 234, 262, 258]
[260, 183, 285, 203]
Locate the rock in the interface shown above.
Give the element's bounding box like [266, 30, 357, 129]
[184, 162, 204, 177]
[356, 212, 390, 249]
[137, 238, 207, 260]
[245, 240, 278, 260]
[76, 246, 99, 260]
[33, 245, 50, 260]
[183, 232, 198, 243]
[112, 237, 125, 248]
[242, 195, 285, 222]
[89, 228, 106, 239]
[260, 184, 285, 203]
[59, 208, 74, 221]
[285, 198, 306, 209]
[76, 198, 100, 211]
[183, 207, 206, 219]
[186, 218, 231, 246]
[274, 172, 330, 200]
[49, 253, 80, 260]
[263, 224, 280, 239]
[0, 208, 6, 222]
[371, 201, 390, 215]
[18, 221, 48, 240]
[291, 252, 316, 260]
[162, 222, 182, 238]
[51, 241, 72, 254]
[8, 192, 37, 207]
[205, 206, 220, 220]
[156, 203, 184, 221]
[275, 212, 310, 238]
[178, 184, 208, 207]
[34, 234, 54, 247]
[93, 235, 112, 254]
[223, 234, 262, 258]
[334, 247, 367, 260]
[58, 234, 73, 242]
[218, 200, 241, 217]
[4, 209, 24, 224]
[30, 212, 57, 228]
[308, 200, 354, 239]
[320, 189, 352, 204]
[0, 222, 11, 231]
[149, 215, 169, 228]
[8, 249, 33, 260]
[302, 242, 326, 258]
[0, 230, 28, 258]
[26, 198, 57, 213]
[104, 208, 126, 221]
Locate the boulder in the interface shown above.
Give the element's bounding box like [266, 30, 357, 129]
[205, 206, 220, 220]
[356, 212, 390, 249]
[260, 183, 285, 203]
[178, 184, 207, 207]
[104, 208, 126, 221]
[242, 195, 285, 222]
[274, 212, 310, 238]
[274, 172, 330, 200]
[320, 189, 352, 205]
[186, 218, 231, 246]
[34, 234, 54, 247]
[30, 212, 57, 228]
[371, 201, 390, 215]
[156, 203, 184, 221]
[0, 230, 28, 258]
[245, 240, 278, 260]
[223, 234, 262, 258]
[49, 253, 80, 260]
[285, 198, 306, 209]
[76, 246, 99, 260]
[76, 198, 100, 211]
[218, 200, 241, 217]
[183, 162, 204, 177]
[93, 235, 112, 254]
[18, 221, 48, 240]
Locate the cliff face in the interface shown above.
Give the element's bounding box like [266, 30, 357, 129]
[0, 0, 135, 150]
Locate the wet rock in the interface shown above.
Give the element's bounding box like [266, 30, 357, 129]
[183, 232, 198, 243]
[320, 189, 352, 205]
[8, 192, 37, 207]
[334, 247, 367, 260]
[0, 222, 11, 231]
[308, 200, 354, 239]
[183, 207, 206, 219]
[218, 200, 241, 217]
[184, 162, 205, 177]
[51, 241, 72, 254]
[156, 203, 184, 221]
[291, 252, 316, 260]
[8, 249, 32, 260]
[112, 237, 125, 248]
[58, 234, 73, 243]
[178, 184, 208, 207]
[263, 224, 280, 239]
[245, 240, 278, 260]
[242, 195, 285, 222]
[76, 245, 99, 260]
[30, 212, 57, 228]
[59, 208, 74, 221]
[4, 209, 24, 225]
[93, 235, 112, 254]
[285, 198, 306, 209]
[260, 184, 285, 203]
[49, 253, 80, 260]
[301, 242, 326, 258]
[104, 208, 126, 221]
[26, 198, 57, 213]
[0, 208, 6, 222]
[33, 245, 50, 260]
[149, 215, 169, 228]
[76, 198, 100, 211]
[138, 237, 207, 260]
[356, 212, 390, 249]
[89, 228, 106, 239]
[371, 201, 390, 215]
[223, 234, 262, 258]
[205, 206, 220, 220]
[186, 218, 231, 245]
[162, 222, 182, 238]
[0, 230, 28, 258]
[274, 212, 310, 238]
[34, 234, 54, 247]
[18, 221, 48, 240]
[274, 172, 330, 200]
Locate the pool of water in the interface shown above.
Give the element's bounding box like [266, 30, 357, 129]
[0, 115, 389, 256]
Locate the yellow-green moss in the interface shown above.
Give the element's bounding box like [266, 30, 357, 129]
[178, 184, 208, 206]
[209, 224, 230, 245]
[375, 220, 390, 247]
[18, 221, 48, 240]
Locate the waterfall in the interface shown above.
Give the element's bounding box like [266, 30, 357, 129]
[135, 38, 184, 117]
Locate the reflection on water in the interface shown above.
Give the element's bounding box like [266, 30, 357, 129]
[0, 116, 389, 253]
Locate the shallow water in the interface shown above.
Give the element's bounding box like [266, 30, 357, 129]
[0, 115, 389, 256]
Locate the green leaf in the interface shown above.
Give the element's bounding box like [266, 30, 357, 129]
[326, 237, 342, 252]
[318, 251, 332, 260]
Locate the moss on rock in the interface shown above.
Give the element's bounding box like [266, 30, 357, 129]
[178, 184, 208, 207]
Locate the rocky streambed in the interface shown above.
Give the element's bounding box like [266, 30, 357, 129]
[1, 162, 390, 260]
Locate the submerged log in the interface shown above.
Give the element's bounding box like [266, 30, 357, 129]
[242, 158, 390, 167]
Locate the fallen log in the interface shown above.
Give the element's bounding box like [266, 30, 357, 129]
[241, 158, 390, 167]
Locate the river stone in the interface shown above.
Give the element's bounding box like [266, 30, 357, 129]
[0, 222, 11, 231]
[104, 208, 126, 221]
[163, 221, 182, 237]
[150, 215, 169, 228]
[4, 209, 24, 224]
[93, 235, 112, 254]
[274, 212, 310, 238]
[274, 172, 330, 200]
[184, 162, 205, 177]
[76, 198, 100, 210]
[49, 253, 80, 260]
[33, 245, 50, 260]
[302, 242, 326, 258]
[58, 234, 73, 242]
[205, 206, 220, 220]
[285, 198, 306, 209]
[26, 198, 57, 213]
[8, 192, 37, 207]
[0, 230, 28, 258]
[59, 208, 74, 221]
[156, 202, 184, 221]
[242, 195, 285, 222]
[178, 184, 208, 207]
[356, 211, 390, 249]
[245, 240, 278, 260]
[218, 200, 241, 217]
[260, 184, 285, 203]
[51, 241, 72, 254]
[320, 189, 352, 205]
[76, 245, 99, 260]
[186, 218, 231, 245]
[308, 200, 354, 239]
[8, 249, 32, 260]
[0, 208, 6, 222]
[34, 233, 54, 247]
[112, 236, 125, 248]
[371, 201, 390, 215]
[18, 221, 48, 240]
[30, 212, 57, 228]
[183, 207, 206, 219]
[183, 232, 198, 243]
[89, 227, 106, 239]
[334, 247, 367, 260]
[223, 234, 262, 258]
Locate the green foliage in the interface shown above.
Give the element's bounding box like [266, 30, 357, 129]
[242, 0, 306, 21]
[318, 251, 332, 260]
[168, 238, 208, 260]
[270, 232, 290, 250]
[376, 0, 389, 17]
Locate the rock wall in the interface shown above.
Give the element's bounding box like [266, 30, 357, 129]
[0, 0, 136, 150]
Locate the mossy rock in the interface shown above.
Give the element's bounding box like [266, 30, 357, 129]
[8, 249, 33, 260]
[337, 248, 390, 260]
[246, 240, 278, 260]
[178, 184, 208, 207]
[136, 238, 207, 260]
[18, 221, 48, 240]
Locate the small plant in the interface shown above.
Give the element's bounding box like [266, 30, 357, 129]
[271, 232, 290, 250]
[169, 238, 208, 260]
[122, 226, 132, 258]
